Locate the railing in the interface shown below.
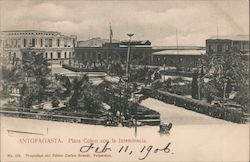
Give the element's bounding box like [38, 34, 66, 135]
[0, 109, 105, 125]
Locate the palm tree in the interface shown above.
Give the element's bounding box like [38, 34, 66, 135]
[68, 75, 102, 113]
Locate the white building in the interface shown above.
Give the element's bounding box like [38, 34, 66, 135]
[0, 30, 77, 64]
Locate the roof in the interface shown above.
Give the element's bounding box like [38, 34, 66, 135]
[153, 49, 206, 56]
[152, 46, 205, 50]
[119, 45, 152, 48]
[77, 37, 119, 47]
[77, 38, 151, 48]
[1, 30, 60, 34]
[208, 35, 249, 41]
[120, 40, 151, 45]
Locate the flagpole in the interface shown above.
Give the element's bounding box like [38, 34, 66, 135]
[110, 22, 113, 43]
[176, 29, 179, 55]
[107, 23, 113, 73]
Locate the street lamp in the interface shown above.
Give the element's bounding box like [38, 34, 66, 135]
[124, 33, 134, 113]
[126, 33, 134, 77]
[118, 78, 123, 122]
[163, 63, 166, 82]
[133, 93, 141, 137]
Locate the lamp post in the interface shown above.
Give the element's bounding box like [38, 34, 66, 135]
[163, 63, 166, 82]
[134, 94, 138, 137]
[124, 33, 134, 120]
[118, 78, 123, 122]
[126, 33, 134, 77]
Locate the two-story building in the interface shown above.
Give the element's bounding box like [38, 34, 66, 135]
[206, 35, 249, 54]
[0, 30, 77, 64]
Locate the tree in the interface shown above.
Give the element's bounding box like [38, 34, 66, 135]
[21, 52, 51, 104]
[68, 75, 102, 113]
[129, 66, 150, 83]
[2, 52, 51, 107]
[191, 71, 199, 99]
[201, 47, 249, 109]
[109, 62, 124, 76]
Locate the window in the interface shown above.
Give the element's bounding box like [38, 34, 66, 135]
[69, 52, 71, 58]
[8, 52, 11, 61]
[40, 39, 43, 47]
[51, 52, 53, 59]
[11, 39, 13, 48]
[57, 39, 60, 47]
[217, 44, 222, 52]
[64, 39, 67, 47]
[45, 52, 48, 58]
[87, 52, 91, 59]
[31, 38, 35, 47]
[64, 52, 67, 58]
[13, 39, 17, 48]
[98, 53, 101, 60]
[208, 44, 213, 53]
[49, 39, 52, 47]
[57, 52, 61, 58]
[45, 39, 49, 47]
[23, 38, 27, 47]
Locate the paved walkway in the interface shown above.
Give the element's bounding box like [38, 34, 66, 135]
[140, 98, 230, 125]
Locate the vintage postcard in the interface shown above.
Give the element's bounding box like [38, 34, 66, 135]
[0, 0, 249, 161]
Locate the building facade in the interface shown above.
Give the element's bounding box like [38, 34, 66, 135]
[206, 35, 249, 54]
[75, 38, 152, 66]
[152, 46, 206, 68]
[0, 30, 77, 64]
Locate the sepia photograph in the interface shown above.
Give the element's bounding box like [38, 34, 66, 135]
[0, 0, 249, 161]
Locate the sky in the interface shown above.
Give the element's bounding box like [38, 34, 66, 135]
[0, 0, 249, 46]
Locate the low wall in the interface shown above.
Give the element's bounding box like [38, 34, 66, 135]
[62, 64, 106, 72]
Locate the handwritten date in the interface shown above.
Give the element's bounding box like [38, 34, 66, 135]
[80, 141, 172, 160]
